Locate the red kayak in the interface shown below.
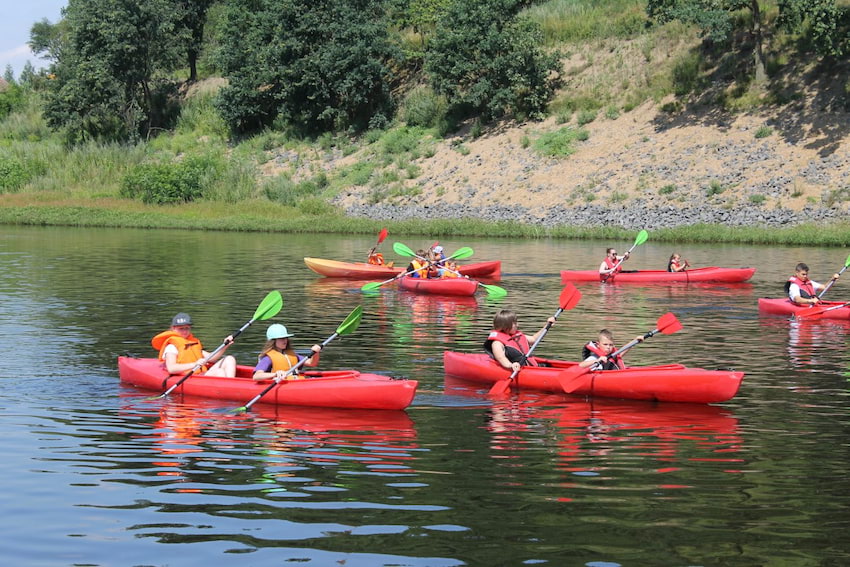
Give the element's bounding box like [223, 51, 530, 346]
[305, 257, 501, 280]
[560, 266, 756, 284]
[118, 357, 418, 410]
[398, 275, 480, 296]
[758, 298, 850, 320]
[443, 351, 743, 403]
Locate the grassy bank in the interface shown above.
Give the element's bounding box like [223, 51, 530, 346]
[2, 193, 849, 246]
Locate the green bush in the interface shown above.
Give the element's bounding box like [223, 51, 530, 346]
[754, 126, 773, 139]
[0, 155, 29, 192]
[533, 127, 589, 157]
[402, 85, 448, 129]
[120, 156, 216, 204]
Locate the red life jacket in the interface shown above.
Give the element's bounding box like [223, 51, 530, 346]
[668, 259, 684, 272]
[786, 276, 815, 299]
[484, 330, 539, 367]
[582, 341, 624, 370]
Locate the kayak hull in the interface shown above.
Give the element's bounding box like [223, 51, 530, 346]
[443, 351, 743, 403]
[118, 357, 418, 410]
[758, 298, 850, 320]
[305, 257, 501, 280]
[560, 266, 756, 284]
[398, 275, 479, 296]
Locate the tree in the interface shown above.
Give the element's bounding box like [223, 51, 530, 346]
[30, 17, 68, 63]
[424, 0, 560, 122]
[647, 0, 768, 83]
[176, 0, 214, 82]
[778, 0, 845, 57]
[3, 65, 14, 84]
[648, 0, 847, 83]
[43, 0, 185, 143]
[215, 0, 397, 135]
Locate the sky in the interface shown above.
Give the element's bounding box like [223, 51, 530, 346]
[0, 0, 66, 80]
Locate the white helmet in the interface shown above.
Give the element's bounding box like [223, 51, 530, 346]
[266, 324, 295, 340]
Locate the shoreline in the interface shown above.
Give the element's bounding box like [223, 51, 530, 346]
[2, 200, 848, 246]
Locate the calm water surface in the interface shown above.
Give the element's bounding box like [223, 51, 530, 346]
[1, 225, 849, 566]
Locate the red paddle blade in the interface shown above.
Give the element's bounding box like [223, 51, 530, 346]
[559, 282, 582, 310]
[488, 378, 512, 396]
[377, 228, 388, 244]
[560, 365, 591, 394]
[657, 312, 682, 334]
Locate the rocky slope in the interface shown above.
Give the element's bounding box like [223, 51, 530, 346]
[331, 98, 850, 229]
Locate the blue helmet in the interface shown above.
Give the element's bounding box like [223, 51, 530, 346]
[266, 324, 295, 340]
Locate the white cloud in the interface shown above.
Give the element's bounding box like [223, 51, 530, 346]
[0, 44, 48, 78]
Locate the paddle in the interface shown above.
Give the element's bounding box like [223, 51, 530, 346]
[149, 290, 283, 400]
[366, 228, 389, 261]
[602, 229, 649, 282]
[487, 283, 582, 395]
[559, 312, 683, 394]
[392, 242, 507, 298]
[229, 305, 364, 413]
[360, 246, 474, 292]
[795, 301, 850, 320]
[816, 253, 850, 298]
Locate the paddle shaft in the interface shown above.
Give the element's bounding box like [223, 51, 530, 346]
[363, 247, 472, 290]
[238, 332, 337, 411]
[817, 268, 846, 298]
[507, 308, 562, 380]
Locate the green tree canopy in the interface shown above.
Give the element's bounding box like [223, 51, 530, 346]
[42, 0, 186, 143]
[215, 0, 397, 136]
[424, 0, 560, 122]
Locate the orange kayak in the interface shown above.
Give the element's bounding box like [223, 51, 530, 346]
[304, 257, 501, 280]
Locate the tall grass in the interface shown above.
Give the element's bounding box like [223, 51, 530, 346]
[524, 0, 648, 44]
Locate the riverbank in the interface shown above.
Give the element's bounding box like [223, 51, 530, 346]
[3, 193, 849, 246]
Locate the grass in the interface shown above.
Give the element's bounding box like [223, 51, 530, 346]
[2, 1, 847, 247]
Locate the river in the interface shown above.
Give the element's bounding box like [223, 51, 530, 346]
[1, 225, 849, 566]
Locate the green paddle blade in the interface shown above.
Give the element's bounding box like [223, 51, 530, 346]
[634, 229, 649, 247]
[253, 290, 283, 321]
[361, 281, 384, 292]
[451, 246, 474, 260]
[482, 283, 507, 298]
[843, 254, 850, 268]
[393, 242, 416, 257]
[337, 305, 363, 335]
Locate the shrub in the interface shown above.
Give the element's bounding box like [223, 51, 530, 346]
[659, 184, 676, 195]
[576, 109, 597, 125]
[754, 126, 772, 139]
[533, 127, 589, 157]
[120, 156, 216, 204]
[401, 85, 448, 129]
[749, 194, 766, 205]
[0, 155, 29, 192]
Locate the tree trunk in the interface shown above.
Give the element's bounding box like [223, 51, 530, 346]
[751, 0, 767, 83]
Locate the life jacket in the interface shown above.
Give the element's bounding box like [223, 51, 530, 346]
[784, 276, 815, 299]
[441, 261, 459, 278]
[367, 252, 384, 266]
[263, 348, 301, 372]
[484, 330, 539, 366]
[582, 341, 624, 370]
[152, 331, 207, 373]
[409, 259, 428, 278]
[602, 256, 621, 276]
[668, 259, 684, 272]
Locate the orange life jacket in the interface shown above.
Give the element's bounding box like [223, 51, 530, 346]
[264, 348, 301, 372]
[410, 259, 429, 278]
[152, 331, 207, 373]
[367, 252, 385, 265]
